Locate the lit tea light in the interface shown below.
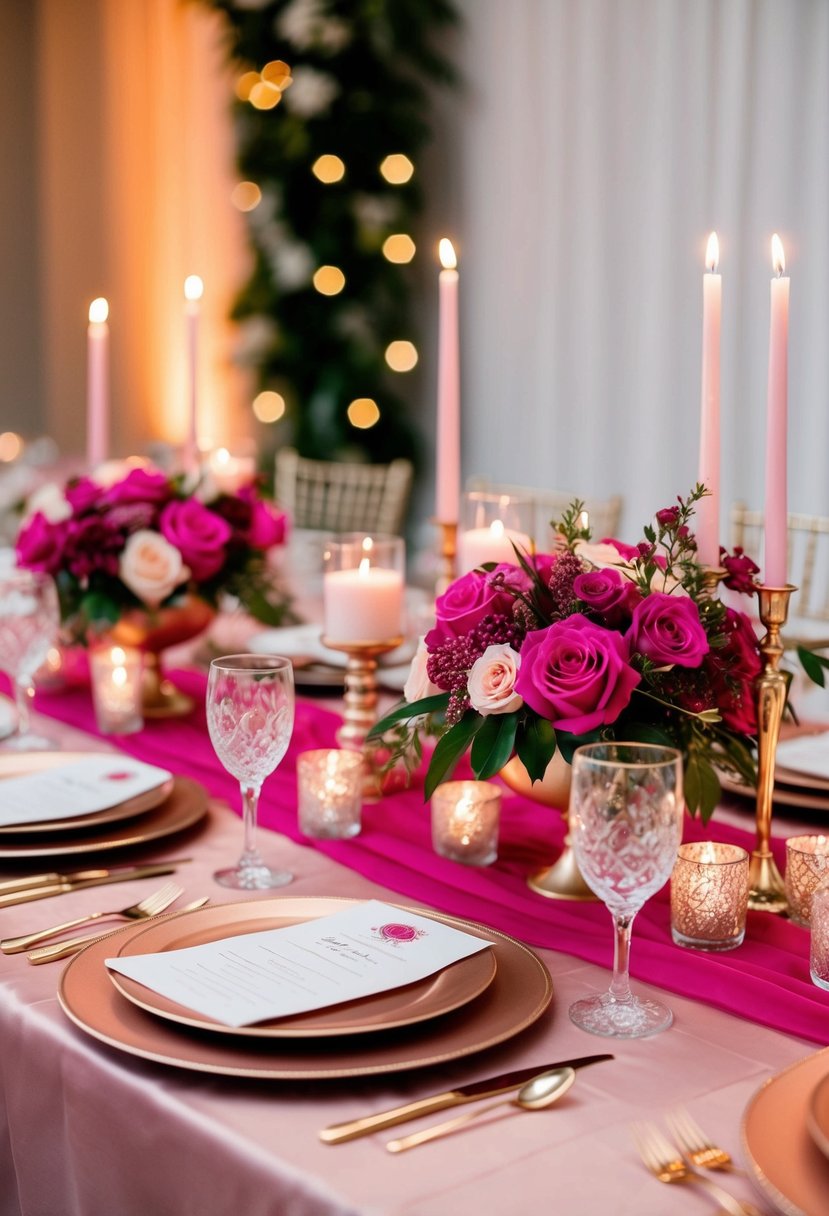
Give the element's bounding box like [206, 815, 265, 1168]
[296, 749, 364, 839]
[208, 447, 256, 495]
[431, 780, 501, 867]
[457, 491, 534, 574]
[670, 841, 749, 951]
[785, 834, 829, 927]
[90, 644, 143, 735]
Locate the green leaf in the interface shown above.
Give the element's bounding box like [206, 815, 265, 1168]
[797, 645, 829, 688]
[470, 713, 519, 780]
[515, 717, 558, 784]
[368, 693, 450, 738]
[424, 713, 483, 801]
[684, 753, 722, 824]
[621, 721, 674, 747]
[556, 728, 603, 765]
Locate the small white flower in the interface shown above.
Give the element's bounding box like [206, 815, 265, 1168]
[282, 66, 339, 117]
[467, 644, 523, 716]
[23, 482, 71, 524]
[276, 0, 351, 53]
[404, 638, 439, 704]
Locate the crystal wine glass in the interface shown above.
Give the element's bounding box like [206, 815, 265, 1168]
[568, 742, 684, 1039]
[0, 569, 60, 751]
[206, 654, 295, 889]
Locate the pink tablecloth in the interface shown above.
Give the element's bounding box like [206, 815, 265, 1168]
[34, 670, 829, 1046]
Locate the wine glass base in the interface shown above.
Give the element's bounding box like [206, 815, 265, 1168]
[213, 864, 294, 891]
[0, 732, 57, 752]
[568, 992, 673, 1039]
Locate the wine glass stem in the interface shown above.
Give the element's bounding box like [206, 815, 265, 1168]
[13, 678, 32, 738]
[239, 783, 263, 866]
[609, 912, 635, 1003]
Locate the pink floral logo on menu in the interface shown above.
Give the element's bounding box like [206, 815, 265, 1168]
[372, 922, 426, 946]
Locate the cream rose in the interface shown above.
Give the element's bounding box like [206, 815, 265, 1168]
[575, 539, 686, 595]
[467, 644, 523, 716]
[403, 638, 439, 703]
[119, 530, 188, 608]
[23, 482, 72, 524]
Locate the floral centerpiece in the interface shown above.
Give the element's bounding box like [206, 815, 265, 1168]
[372, 487, 765, 823]
[14, 460, 294, 641]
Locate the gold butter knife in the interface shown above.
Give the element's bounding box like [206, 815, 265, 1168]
[0, 862, 185, 909]
[0, 858, 191, 896]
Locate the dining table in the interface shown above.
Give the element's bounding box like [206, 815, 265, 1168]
[0, 638, 827, 1216]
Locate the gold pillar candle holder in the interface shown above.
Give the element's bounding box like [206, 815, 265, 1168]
[748, 583, 797, 912]
[320, 636, 404, 798]
[431, 779, 502, 866]
[432, 519, 458, 596]
[670, 841, 750, 951]
[699, 565, 727, 599]
[784, 834, 829, 927]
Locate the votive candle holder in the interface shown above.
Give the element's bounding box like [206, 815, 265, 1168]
[297, 749, 364, 839]
[89, 644, 143, 735]
[785, 834, 829, 927]
[809, 878, 829, 990]
[670, 841, 750, 952]
[431, 780, 501, 867]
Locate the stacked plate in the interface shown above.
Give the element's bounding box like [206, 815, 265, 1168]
[718, 733, 829, 814]
[742, 1047, 829, 1216]
[0, 752, 209, 859]
[58, 897, 554, 1079]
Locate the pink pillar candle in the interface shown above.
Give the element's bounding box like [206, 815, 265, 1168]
[86, 298, 110, 469]
[696, 232, 722, 568]
[184, 275, 204, 476]
[435, 238, 460, 524]
[764, 235, 789, 587]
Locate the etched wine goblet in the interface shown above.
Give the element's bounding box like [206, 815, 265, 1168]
[568, 742, 684, 1038]
[206, 654, 295, 889]
[0, 569, 60, 751]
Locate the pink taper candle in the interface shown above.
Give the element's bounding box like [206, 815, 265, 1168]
[436, 238, 460, 524]
[86, 297, 109, 469]
[696, 233, 721, 568]
[764, 235, 789, 586]
[184, 275, 204, 475]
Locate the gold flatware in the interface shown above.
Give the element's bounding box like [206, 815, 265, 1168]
[631, 1122, 762, 1216]
[27, 895, 211, 963]
[1, 881, 183, 953]
[320, 1053, 613, 1144]
[386, 1067, 575, 1153]
[0, 857, 190, 896]
[665, 1107, 741, 1173]
[0, 862, 185, 909]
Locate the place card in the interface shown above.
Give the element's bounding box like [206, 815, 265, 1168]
[0, 756, 173, 827]
[106, 900, 494, 1028]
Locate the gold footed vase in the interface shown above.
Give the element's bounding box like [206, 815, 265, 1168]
[109, 596, 215, 718]
[499, 753, 595, 901]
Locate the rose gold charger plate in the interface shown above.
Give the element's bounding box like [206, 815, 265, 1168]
[0, 750, 175, 836]
[108, 899, 498, 1038]
[58, 897, 554, 1079]
[807, 1070, 829, 1161]
[742, 1047, 829, 1216]
[0, 775, 208, 858]
[718, 771, 829, 813]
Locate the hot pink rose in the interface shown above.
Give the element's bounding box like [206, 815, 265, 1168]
[573, 567, 641, 626]
[514, 615, 641, 734]
[15, 513, 68, 575]
[467, 644, 523, 715]
[159, 500, 232, 581]
[627, 593, 709, 668]
[102, 467, 172, 508]
[65, 476, 103, 515]
[426, 570, 517, 645]
[242, 493, 288, 549]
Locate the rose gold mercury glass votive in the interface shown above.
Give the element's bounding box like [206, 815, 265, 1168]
[671, 841, 750, 951]
[431, 780, 501, 866]
[810, 879, 829, 990]
[297, 749, 364, 839]
[785, 835, 829, 927]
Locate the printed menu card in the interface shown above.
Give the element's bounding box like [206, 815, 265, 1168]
[0, 756, 172, 827]
[106, 900, 494, 1027]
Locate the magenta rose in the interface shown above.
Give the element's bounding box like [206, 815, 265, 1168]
[720, 546, 760, 596]
[627, 592, 709, 668]
[239, 489, 287, 549]
[65, 476, 103, 515]
[102, 467, 172, 508]
[15, 513, 68, 575]
[159, 500, 232, 581]
[514, 615, 641, 734]
[425, 569, 517, 645]
[573, 567, 641, 627]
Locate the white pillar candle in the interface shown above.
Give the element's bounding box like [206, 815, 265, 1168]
[184, 275, 204, 476]
[696, 232, 721, 568]
[87, 298, 109, 469]
[457, 521, 532, 574]
[435, 238, 460, 524]
[323, 536, 404, 644]
[209, 448, 255, 495]
[764, 234, 789, 587]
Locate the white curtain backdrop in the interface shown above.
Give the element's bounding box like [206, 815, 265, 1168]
[419, 0, 829, 552]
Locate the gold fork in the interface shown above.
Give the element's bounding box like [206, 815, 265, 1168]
[666, 1107, 742, 1173]
[1, 881, 183, 954]
[631, 1122, 762, 1216]
[26, 895, 211, 963]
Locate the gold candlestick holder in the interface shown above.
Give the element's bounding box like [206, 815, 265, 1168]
[320, 635, 404, 800]
[432, 519, 457, 596]
[748, 583, 797, 912]
[700, 564, 727, 599]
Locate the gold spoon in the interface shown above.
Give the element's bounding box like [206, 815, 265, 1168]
[386, 1067, 576, 1153]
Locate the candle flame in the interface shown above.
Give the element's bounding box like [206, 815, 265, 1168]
[88, 297, 109, 324]
[771, 234, 786, 276]
[699, 842, 718, 864]
[438, 238, 457, 270]
[184, 274, 204, 302]
[361, 536, 374, 554]
[112, 666, 128, 687]
[358, 556, 370, 577]
[110, 647, 126, 665]
[578, 510, 590, 532]
[705, 231, 719, 273]
[213, 447, 230, 468]
[490, 519, 505, 539]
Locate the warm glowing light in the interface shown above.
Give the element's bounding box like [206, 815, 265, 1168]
[0, 432, 22, 462]
[250, 80, 282, 110]
[231, 181, 262, 211]
[313, 265, 346, 295]
[111, 647, 127, 665]
[88, 297, 109, 324]
[699, 842, 718, 864]
[262, 59, 292, 88]
[706, 231, 719, 273]
[312, 154, 345, 184]
[112, 666, 128, 688]
[382, 234, 416, 263]
[252, 390, 286, 423]
[490, 519, 505, 539]
[213, 447, 231, 468]
[438, 238, 457, 270]
[772, 233, 786, 276]
[235, 71, 261, 102]
[347, 398, 380, 429]
[385, 340, 418, 372]
[184, 275, 204, 302]
[380, 154, 414, 184]
[578, 510, 590, 532]
[361, 536, 373, 555]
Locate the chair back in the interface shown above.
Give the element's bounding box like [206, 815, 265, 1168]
[731, 503, 829, 621]
[275, 448, 413, 535]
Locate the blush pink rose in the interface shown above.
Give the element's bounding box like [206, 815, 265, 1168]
[425, 570, 517, 645]
[159, 500, 232, 582]
[627, 593, 709, 668]
[15, 513, 68, 575]
[119, 530, 188, 607]
[467, 644, 523, 715]
[404, 639, 440, 703]
[514, 615, 640, 734]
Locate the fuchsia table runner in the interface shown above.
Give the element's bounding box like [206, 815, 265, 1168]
[35, 670, 829, 1046]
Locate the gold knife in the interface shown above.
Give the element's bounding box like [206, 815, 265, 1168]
[319, 1053, 613, 1144]
[0, 858, 191, 896]
[0, 862, 185, 909]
